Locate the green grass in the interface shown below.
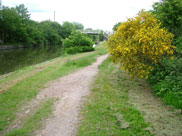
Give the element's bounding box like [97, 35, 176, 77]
[5, 99, 55, 136]
[0, 45, 107, 132]
[77, 58, 152, 136]
[0, 50, 91, 86]
[0, 44, 107, 88]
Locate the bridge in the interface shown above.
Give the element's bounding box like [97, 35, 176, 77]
[79, 30, 113, 40]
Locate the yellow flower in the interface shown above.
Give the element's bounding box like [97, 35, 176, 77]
[107, 10, 175, 78]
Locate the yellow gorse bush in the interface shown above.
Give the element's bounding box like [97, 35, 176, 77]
[107, 10, 176, 78]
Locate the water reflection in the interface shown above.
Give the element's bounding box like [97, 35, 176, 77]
[0, 46, 62, 75]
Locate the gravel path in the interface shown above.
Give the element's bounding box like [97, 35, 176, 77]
[36, 54, 108, 136]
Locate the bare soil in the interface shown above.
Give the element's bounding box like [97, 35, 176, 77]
[34, 54, 108, 136]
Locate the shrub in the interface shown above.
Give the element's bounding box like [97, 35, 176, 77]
[107, 10, 175, 78]
[148, 57, 182, 109]
[63, 31, 94, 54]
[65, 46, 95, 54]
[63, 31, 93, 48]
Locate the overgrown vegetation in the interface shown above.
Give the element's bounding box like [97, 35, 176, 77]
[147, 0, 182, 109]
[108, 0, 182, 109]
[77, 58, 151, 136]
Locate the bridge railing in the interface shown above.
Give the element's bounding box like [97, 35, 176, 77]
[79, 30, 113, 35]
[78, 29, 114, 40]
[79, 30, 101, 35]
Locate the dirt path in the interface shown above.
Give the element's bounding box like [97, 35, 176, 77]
[33, 54, 108, 136]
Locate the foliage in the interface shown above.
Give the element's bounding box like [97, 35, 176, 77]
[39, 21, 62, 46]
[107, 10, 175, 78]
[148, 57, 182, 109]
[0, 5, 76, 47]
[72, 22, 84, 30]
[146, 0, 182, 109]
[0, 6, 22, 43]
[152, 0, 182, 40]
[63, 31, 94, 54]
[88, 30, 104, 43]
[85, 28, 93, 30]
[65, 46, 95, 54]
[99, 31, 104, 41]
[15, 4, 30, 21]
[112, 22, 122, 31]
[61, 21, 75, 39]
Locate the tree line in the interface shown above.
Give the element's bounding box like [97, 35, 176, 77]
[0, 4, 103, 48]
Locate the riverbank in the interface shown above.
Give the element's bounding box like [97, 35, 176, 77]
[0, 44, 107, 136]
[1, 44, 182, 136]
[0, 45, 24, 50]
[0, 46, 62, 75]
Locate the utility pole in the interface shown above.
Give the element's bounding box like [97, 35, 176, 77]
[54, 11, 55, 22]
[0, 0, 2, 10]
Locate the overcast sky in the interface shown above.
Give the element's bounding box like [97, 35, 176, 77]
[3, 0, 159, 31]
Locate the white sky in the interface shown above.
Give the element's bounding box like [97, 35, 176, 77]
[3, 0, 159, 31]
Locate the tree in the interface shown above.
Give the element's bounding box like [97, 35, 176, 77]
[39, 21, 62, 46]
[85, 28, 93, 30]
[15, 4, 30, 21]
[152, 0, 182, 39]
[24, 20, 43, 46]
[0, 6, 22, 43]
[112, 22, 122, 31]
[61, 22, 75, 39]
[72, 22, 84, 30]
[63, 31, 93, 48]
[107, 10, 176, 78]
[0, 5, 63, 47]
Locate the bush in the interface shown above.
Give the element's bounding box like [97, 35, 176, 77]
[63, 31, 93, 48]
[148, 57, 182, 109]
[65, 46, 95, 54]
[146, 0, 182, 110]
[63, 31, 94, 54]
[107, 10, 175, 78]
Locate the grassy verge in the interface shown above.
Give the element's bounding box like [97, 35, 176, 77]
[77, 58, 151, 136]
[5, 99, 55, 136]
[0, 45, 107, 132]
[0, 50, 96, 91]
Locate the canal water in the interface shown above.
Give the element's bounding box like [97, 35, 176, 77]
[0, 46, 62, 75]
